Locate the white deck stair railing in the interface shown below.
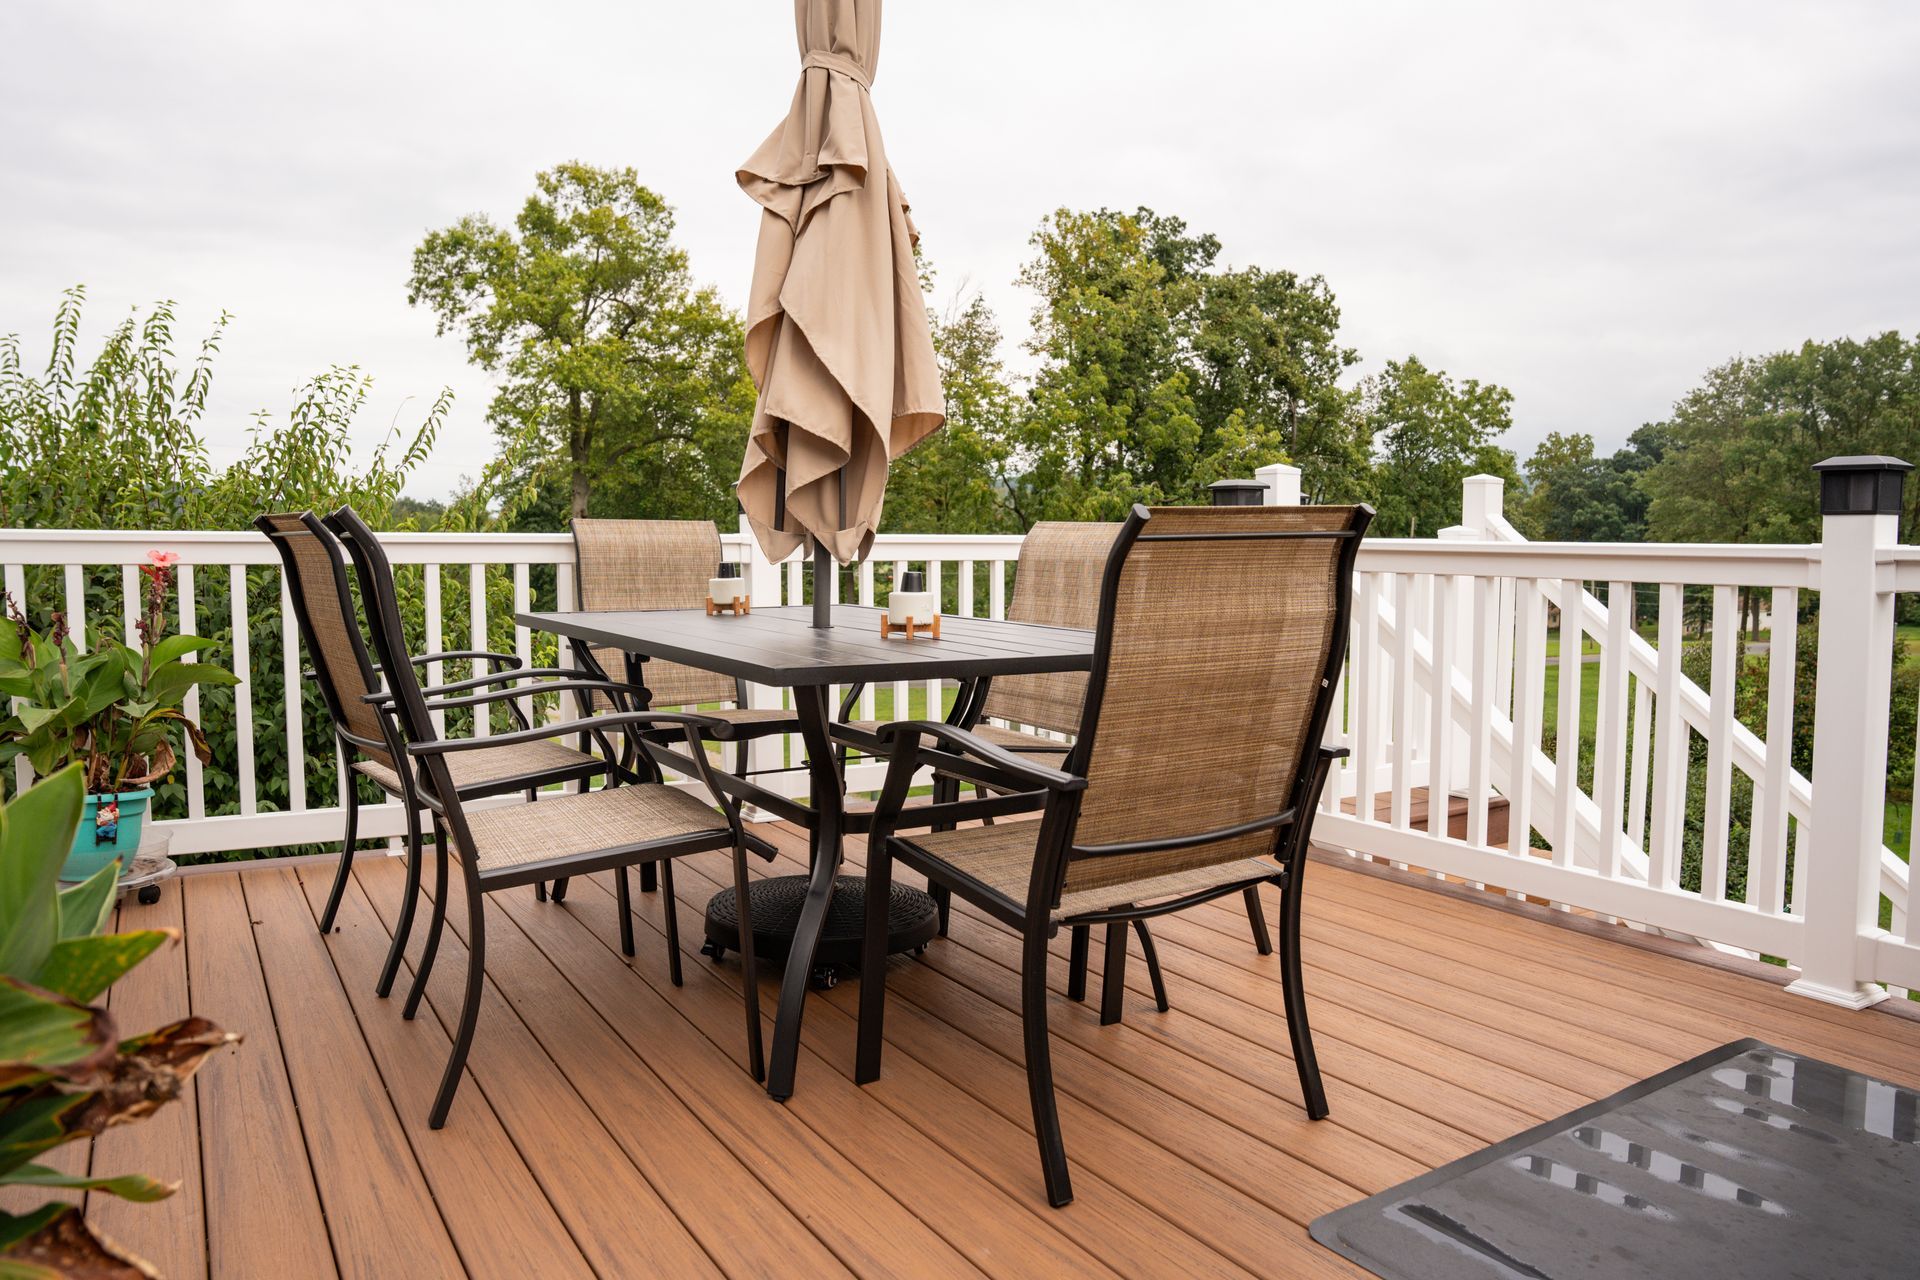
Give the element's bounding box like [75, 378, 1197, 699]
[3, 457, 1918, 1005]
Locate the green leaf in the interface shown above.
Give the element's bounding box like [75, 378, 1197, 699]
[0, 768, 85, 981]
[0, 1203, 67, 1255]
[53, 865, 118, 942]
[3, 1164, 173, 1203]
[12, 707, 56, 735]
[31, 933, 168, 1006]
[0, 1094, 84, 1175]
[142, 663, 239, 708]
[0, 978, 110, 1081]
[144, 634, 220, 667]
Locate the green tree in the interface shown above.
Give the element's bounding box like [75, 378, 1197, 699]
[407, 163, 753, 523]
[1642, 333, 1920, 544]
[1365, 355, 1518, 537]
[1518, 426, 1662, 542]
[882, 290, 1022, 533]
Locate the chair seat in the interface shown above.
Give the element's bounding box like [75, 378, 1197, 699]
[842, 720, 1072, 754]
[354, 739, 598, 797]
[461, 783, 730, 876]
[899, 822, 1279, 920]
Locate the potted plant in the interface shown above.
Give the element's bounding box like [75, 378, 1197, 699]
[0, 552, 239, 882]
[0, 764, 238, 1277]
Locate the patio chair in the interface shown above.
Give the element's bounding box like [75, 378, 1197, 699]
[837, 521, 1281, 1014]
[855, 502, 1369, 1206]
[571, 518, 801, 769]
[325, 506, 765, 1126]
[258, 512, 611, 999]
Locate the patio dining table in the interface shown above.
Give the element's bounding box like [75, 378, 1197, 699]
[516, 603, 1097, 1100]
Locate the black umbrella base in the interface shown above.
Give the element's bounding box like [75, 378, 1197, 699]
[701, 874, 940, 990]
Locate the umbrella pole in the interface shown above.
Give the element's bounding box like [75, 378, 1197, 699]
[812, 540, 832, 629]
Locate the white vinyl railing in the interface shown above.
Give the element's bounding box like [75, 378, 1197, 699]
[3, 458, 1916, 1007]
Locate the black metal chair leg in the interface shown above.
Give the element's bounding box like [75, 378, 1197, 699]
[930, 882, 951, 937]
[1132, 919, 1170, 1012]
[1244, 884, 1273, 956]
[403, 821, 449, 1021]
[535, 881, 548, 902]
[639, 863, 658, 894]
[1279, 867, 1329, 1119]
[550, 876, 569, 903]
[1066, 925, 1090, 1001]
[428, 877, 486, 1130]
[660, 859, 683, 987]
[615, 866, 636, 957]
[318, 780, 359, 934]
[855, 839, 893, 1085]
[732, 841, 765, 1082]
[375, 801, 423, 998]
[1021, 918, 1073, 1207]
[1099, 922, 1128, 1026]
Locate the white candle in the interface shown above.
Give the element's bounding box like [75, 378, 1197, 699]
[888, 591, 937, 625]
[710, 577, 743, 605]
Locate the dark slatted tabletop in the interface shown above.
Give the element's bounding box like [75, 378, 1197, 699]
[516, 605, 1096, 687]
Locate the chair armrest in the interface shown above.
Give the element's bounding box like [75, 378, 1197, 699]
[366, 677, 646, 712]
[367, 666, 601, 703]
[1319, 746, 1351, 761]
[877, 720, 1086, 793]
[307, 650, 525, 681]
[406, 709, 732, 755]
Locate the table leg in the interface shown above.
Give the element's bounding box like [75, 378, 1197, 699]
[766, 684, 843, 1101]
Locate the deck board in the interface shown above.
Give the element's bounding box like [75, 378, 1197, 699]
[68, 825, 1920, 1278]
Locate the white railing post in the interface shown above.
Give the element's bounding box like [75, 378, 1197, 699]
[1256, 462, 1302, 506]
[1457, 473, 1506, 537]
[1787, 456, 1911, 1008]
[740, 514, 787, 819]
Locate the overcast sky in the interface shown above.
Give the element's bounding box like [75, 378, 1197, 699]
[4, 0, 1917, 499]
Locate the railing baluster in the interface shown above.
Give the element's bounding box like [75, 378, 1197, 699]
[512, 564, 532, 680]
[6, 563, 27, 793]
[1648, 582, 1687, 890]
[1389, 574, 1414, 830]
[891, 560, 909, 726]
[1509, 579, 1543, 864]
[121, 565, 139, 646]
[959, 560, 975, 619]
[178, 564, 204, 820]
[424, 565, 446, 737]
[1593, 581, 1632, 879]
[1426, 573, 1454, 838]
[470, 562, 491, 737]
[989, 559, 1006, 620]
[279, 570, 306, 812]
[1353, 573, 1382, 830]
[926, 558, 945, 722]
[1700, 584, 1739, 902]
[62, 562, 86, 650]
[1627, 676, 1652, 853]
[1466, 575, 1497, 847]
[230, 564, 256, 816]
[1553, 577, 1584, 866]
[858, 560, 877, 722]
[1754, 587, 1798, 916]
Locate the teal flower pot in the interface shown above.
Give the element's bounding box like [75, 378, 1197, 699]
[64, 789, 155, 883]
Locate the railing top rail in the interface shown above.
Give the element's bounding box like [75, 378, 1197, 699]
[1357, 537, 1823, 588]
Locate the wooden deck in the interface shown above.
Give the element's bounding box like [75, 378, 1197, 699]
[28, 822, 1920, 1279]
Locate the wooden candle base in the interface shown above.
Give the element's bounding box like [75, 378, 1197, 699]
[706, 596, 751, 616]
[880, 614, 940, 641]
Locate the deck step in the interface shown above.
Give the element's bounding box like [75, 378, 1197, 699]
[1339, 787, 1511, 851]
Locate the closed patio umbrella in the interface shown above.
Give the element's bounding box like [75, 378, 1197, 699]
[735, 0, 944, 623]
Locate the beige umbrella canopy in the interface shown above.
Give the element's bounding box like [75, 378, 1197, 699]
[735, 0, 945, 574]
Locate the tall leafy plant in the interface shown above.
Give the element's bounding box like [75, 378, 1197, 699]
[0, 766, 236, 1276]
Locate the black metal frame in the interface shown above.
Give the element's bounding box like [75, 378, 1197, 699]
[326, 506, 766, 1126]
[854, 502, 1372, 1206]
[256, 513, 614, 996]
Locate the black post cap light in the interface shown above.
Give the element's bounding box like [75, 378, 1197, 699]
[898, 568, 927, 593]
[1209, 479, 1266, 507]
[1811, 456, 1912, 516]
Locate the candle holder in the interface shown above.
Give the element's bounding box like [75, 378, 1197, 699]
[881, 568, 940, 640]
[706, 561, 750, 615]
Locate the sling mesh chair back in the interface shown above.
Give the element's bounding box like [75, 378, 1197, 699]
[327, 506, 767, 1126]
[973, 520, 1117, 745]
[257, 512, 606, 998]
[857, 502, 1370, 1206]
